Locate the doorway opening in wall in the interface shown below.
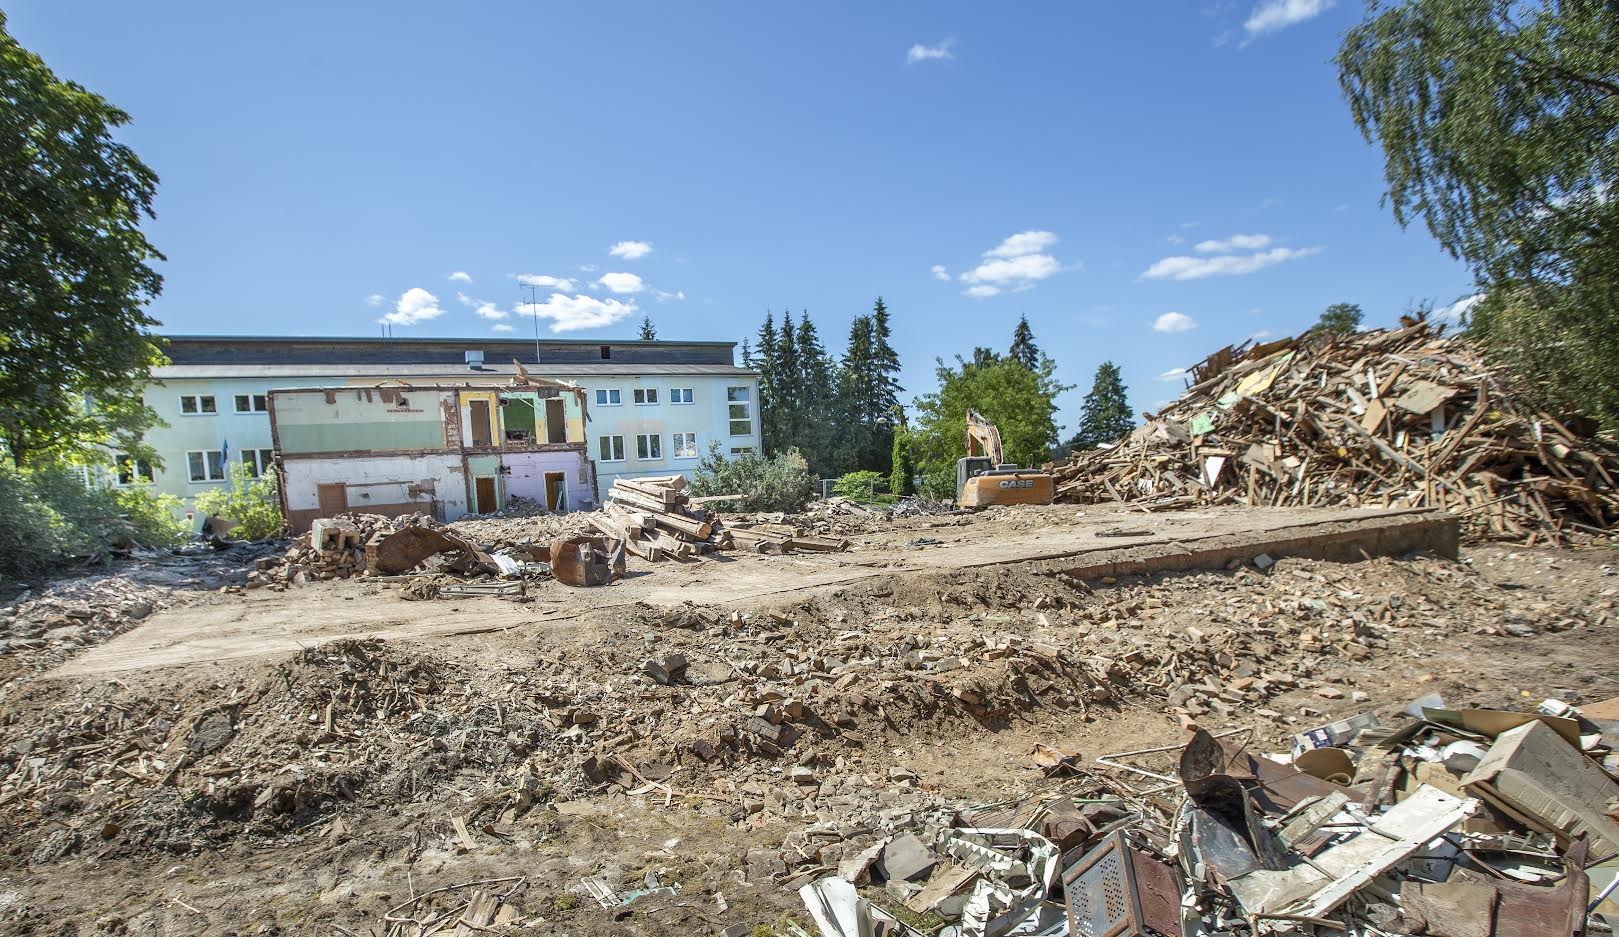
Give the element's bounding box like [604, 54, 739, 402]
[469, 399, 493, 447]
[474, 476, 498, 514]
[545, 398, 566, 444]
[544, 471, 566, 511]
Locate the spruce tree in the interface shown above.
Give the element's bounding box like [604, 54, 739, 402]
[868, 297, 903, 474]
[1069, 361, 1134, 451]
[741, 337, 753, 369]
[637, 315, 657, 340]
[1009, 316, 1040, 369]
[755, 312, 780, 453]
[776, 310, 802, 457]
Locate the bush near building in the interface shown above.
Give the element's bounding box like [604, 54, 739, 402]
[193, 464, 283, 541]
[0, 462, 189, 587]
[689, 444, 815, 514]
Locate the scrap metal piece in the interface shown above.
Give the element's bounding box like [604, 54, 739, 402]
[1061, 832, 1181, 937]
[550, 535, 626, 587]
[368, 525, 497, 575]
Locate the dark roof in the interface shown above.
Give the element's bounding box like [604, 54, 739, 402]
[159, 335, 737, 368]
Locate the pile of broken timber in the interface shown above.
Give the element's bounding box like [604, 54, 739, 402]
[1048, 321, 1619, 545]
[592, 475, 734, 561]
[722, 521, 850, 555]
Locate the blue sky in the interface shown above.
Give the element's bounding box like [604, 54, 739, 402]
[9, 1, 1478, 432]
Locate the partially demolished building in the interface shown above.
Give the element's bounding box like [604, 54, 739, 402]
[269, 380, 594, 531]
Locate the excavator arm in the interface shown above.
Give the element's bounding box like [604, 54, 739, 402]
[964, 408, 1004, 465]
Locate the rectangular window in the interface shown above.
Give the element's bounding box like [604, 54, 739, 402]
[598, 435, 625, 462]
[727, 386, 753, 436]
[240, 448, 275, 477]
[233, 394, 269, 413]
[636, 434, 662, 460]
[180, 395, 217, 415]
[730, 447, 755, 455]
[669, 387, 694, 404]
[671, 432, 697, 458]
[632, 388, 659, 405]
[594, 389, 622, 406]
[186, 449, 226, 482]
[114, 454, 154, 486]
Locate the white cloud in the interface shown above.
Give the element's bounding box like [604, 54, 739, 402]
[964, 285, 1001, 299]
[1435, 293, 1485, 324]
[491, 323, 514, 333]
[1194, 233, 1271, 253]
[1156, 367, 1191, 382]
[474, 301, 507, 320]
[962, 253, 1061, 286]
[1245, 0, 1335, 38]
[1153, 312, 1198, 333]
[448, 271, 472, 283]
[378, 288, 445, 327]
[608, 240, 653, 260]
[931, 264, 950, 282]
[515, 273, 578, 292]
[654, 289, 685, 302]
[365, 292, 385, 307]
[906, 39, 954, 64]
[457, 292, 474, 307]
[984, 230, 1058, 259]
[516, 294, 638, 333]
[1140, 246, 1321, 281]
[596, 272, 646, 294]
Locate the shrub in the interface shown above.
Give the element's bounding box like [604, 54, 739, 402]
[688, 444, 816, 514]
[0, 461, 187, 587]
[193, 464, 283, 540]
[831, 470, 885, 502]
[114, 484, 190, 550]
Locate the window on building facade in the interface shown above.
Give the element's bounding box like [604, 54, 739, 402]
[233, 394, 269, 413]
[598, 435, 625, 462]
[240, 448, 275, 477]
[669, 387, 694, 404]
[114, 454, 154, 485]
[726, 386, 752, 436]
[186, 449, 226, 482]
[632, 387, 659, 405]
[671, 432, 697, 458]
[594, 389, 622, 406]
[636, 433, 662, 460]
[729, 446, 755, 455]
[180, 395, 217, 415]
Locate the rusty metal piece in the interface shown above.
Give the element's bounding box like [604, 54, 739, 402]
[549, 535, 626, 587]
[1399, 836, 1590, 937]
[367, 526, 498, 576]
[1062, 832, 1182, 937]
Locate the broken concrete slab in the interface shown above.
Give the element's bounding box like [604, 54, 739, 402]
[1461, 719, 1619, 853]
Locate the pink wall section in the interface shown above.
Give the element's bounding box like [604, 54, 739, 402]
[504, 451, 595, 510]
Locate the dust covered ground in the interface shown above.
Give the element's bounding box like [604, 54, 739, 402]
[0, 504, 1615, 936]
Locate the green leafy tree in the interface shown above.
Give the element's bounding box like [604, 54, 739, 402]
[193, 464, 283, 540]
[910, 352, 1071, 500]
[1309, 303, 1364, 337]
[1, 14, 167, 467]
[1338, 0, 1619, 428]
[1064, 361, 1134, 453]
[1009, 316, 1040, 369]
[889, 418, 916, 497]
[637, 316, 657, 340]
[831, 470, 886, 502]
[688, 443, 815, 513]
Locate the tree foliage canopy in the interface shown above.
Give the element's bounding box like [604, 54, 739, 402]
[1065, 361, 1134, 453]
[910, 352, 1070, 498]
[1009, 316, 1040, 370]
[0, 14, 166, 466]
[1338, 0, 1619, 427]
[1310, 303, 1364, 337]
[637, 315, 656, 340]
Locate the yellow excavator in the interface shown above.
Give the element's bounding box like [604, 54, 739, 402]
[955, 408, 1056, 508]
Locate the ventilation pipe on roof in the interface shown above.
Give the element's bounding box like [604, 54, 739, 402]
[466, 350, 485, 370]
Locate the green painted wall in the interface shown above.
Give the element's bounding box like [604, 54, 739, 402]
[278, 420, 444, 453]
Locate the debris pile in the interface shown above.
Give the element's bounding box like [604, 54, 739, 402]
[1048, 323, 1619, 544]
[250, 513, 423, 587]
[786, 692, 1619, 936]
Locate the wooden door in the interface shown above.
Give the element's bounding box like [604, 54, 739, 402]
[544, 471, 565, 510]
[317, 483, 347, 517]
[474, 476, 497, 514]
[469, 400, 493, 447]
[545, 398, 566, 443]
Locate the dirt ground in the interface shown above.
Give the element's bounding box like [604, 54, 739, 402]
[0, 503, 1615, 936]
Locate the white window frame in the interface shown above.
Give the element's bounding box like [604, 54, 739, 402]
[186, 449, 226, 482]
[240, 448, 275, 477]
[594, 389, 622, 407]
[113, 453, 155, 486]
[632, 387, 659, 406]
[180, 394, 217, 416]
[669, 387, 694, 405]
[726, 386, 753, 437]
[233, 393, 269, 413]
[598, 435, 625, 462]
[635, 433, 662, 460]
[671, 432, 698, 459]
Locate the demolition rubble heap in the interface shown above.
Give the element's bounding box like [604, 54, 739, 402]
[593, 475, 849, 559]
[1049, 322, 1619, 544]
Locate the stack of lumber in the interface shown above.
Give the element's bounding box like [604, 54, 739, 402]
[592, 475, 735, 561]
[722, 521, 850, 554]
[1047, 322, 1619, 545]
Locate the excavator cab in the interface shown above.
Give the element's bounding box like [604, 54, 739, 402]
[954, 409, 1056, 508]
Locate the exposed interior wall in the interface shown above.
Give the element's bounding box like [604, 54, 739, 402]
[274, 388, 449, 454]
[281, 454, 465, 531]
[458, 391, 500, 448]
[504, 451, 596, 510]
